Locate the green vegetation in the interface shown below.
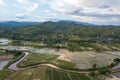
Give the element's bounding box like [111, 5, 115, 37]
[5, 66, 102, 80]
[0, 21, 120, 80]
[0, 70, 11, 79]
[0, 51, 9, 56]
[18, 53, 76, 69]
[5, 50, 22, 59]
[98, 69, 110, 75]
[46, 67, 93, 80]
[53, 59, 75, 69]
[0, 21, 120, 52]
[18, 53, 59, 67]
[114, 58, 120, 63]
[5, 66, 47, 80]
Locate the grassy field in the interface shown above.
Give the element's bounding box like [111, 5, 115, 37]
[0, 51, 8, 56]
[52, 59, 75, 69]
[46, 67, 94, 80]
[18, 53, 76, 69]
[5, 66, 101, 80]
[5, 66, 47, 80]
[18, 53, 59, 67]
[0, 70, 11, 79]
[18, 49, 120, 70]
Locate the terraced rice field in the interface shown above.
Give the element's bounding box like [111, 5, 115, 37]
[58, 50, 120, 69]
[5, 66, 94, 80]
[46, 67, 93, 80]
[5, 66, 47, 80]
[0, 70, 10, 79]
[18, 49, 120, 70]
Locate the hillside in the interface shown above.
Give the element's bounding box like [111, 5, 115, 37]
[2, 21, 120, 42]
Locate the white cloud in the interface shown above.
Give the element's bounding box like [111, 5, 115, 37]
[16, 0, 39, 20]
[0, 0, 5, 6]
[16, 0, 28, 4]
[27, 3, 38, 13]
[1, 0, 120, 25]
[16, 3, 38, 19]
[0, 0, 2, 4]
[48, 0, 120, 23]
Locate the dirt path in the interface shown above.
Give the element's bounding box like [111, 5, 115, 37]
[106, 76, 120, 80]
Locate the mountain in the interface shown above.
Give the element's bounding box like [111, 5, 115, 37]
[0, 20, 96, 28]
[0, 21, 41, 27]
[57, 20, 95, 26]
[0, 20, 120, 42]
[0, 21, 119, 41]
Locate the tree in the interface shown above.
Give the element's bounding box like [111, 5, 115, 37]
[93, 64, 97, 69]
[89, 72, 96, 76]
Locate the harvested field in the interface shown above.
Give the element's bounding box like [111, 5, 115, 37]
[0, 55, 13, 61]
[58, 50, 120, 69]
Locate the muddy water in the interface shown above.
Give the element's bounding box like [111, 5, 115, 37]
[0, 61, 9, 70]
[0, 39, 11, 45]
[8, 52, 29, 70]
[0, 46, 60, 54]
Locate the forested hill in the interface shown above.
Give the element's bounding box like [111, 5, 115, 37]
[0, 21, 120, 42]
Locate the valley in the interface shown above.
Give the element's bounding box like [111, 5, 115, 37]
[0, 21, 120, 80]
[0, 39, 120, 80]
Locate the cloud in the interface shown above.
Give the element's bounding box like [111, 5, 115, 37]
[27, 3, 38, 13]
[16, 13, 28, 19]
[0, 0, 3, 4]
[1, 0, 120, 25]
[16, 0, 39, 20]
[0, 0, 5, 6]
[48, 0, 120, 23]
[16, 0, 28, 4]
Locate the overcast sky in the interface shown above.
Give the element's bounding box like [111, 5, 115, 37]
[0, 0, 120, 25]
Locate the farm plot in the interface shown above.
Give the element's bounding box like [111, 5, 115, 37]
[4, 71, 22, 80]
[5, 66, 47, 80]
[46, 67, 93, 80]
[30, 66, 47, 80]
[58, 50, 120, 69]
[13, 68, 35, 80]
[0, 70, 11, 80]
[18, 53, 59, 67]
[94, 43, 112, 51]
[0, 55, 13, 61]
[34, 48, 61, 54]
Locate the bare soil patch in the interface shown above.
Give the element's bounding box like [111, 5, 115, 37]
[0, 55, 13, 61]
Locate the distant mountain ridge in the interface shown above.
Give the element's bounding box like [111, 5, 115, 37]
[0, 21, 41, 27]
[0, 20, 119, 28]
[0, 20, 120, 42]
[57, 20, 96, 26]
[0, 20, 96, 27]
